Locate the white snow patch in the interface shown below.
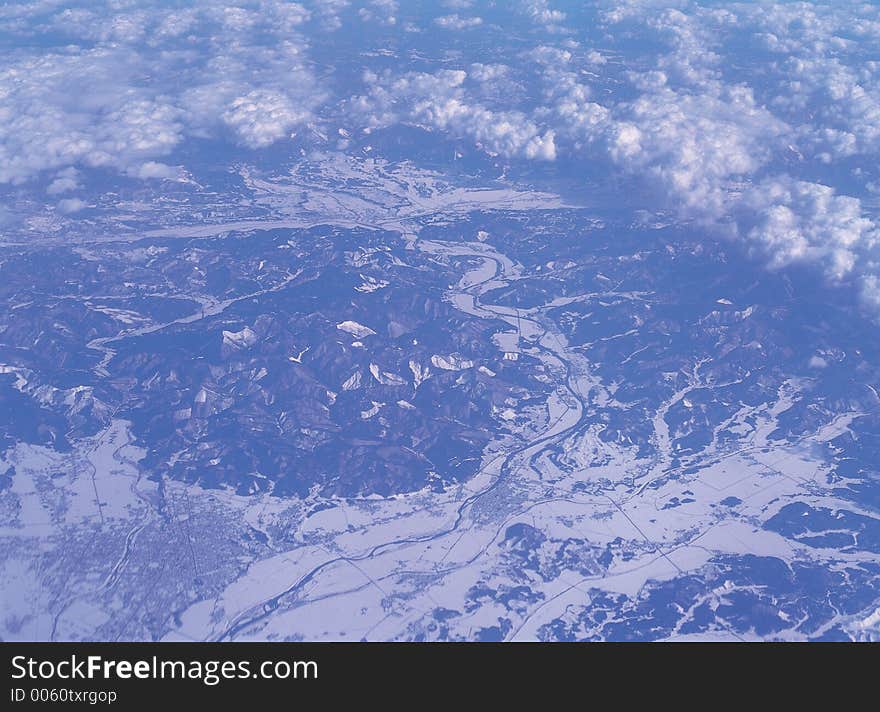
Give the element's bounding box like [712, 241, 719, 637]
[337, 320, 376, 338]
[361, 402, 382, 419]
[342, 371, 362, 391]
[369, 363, 407, 386]
[431, 354, 475, 371]
[222, 326, 258, 349]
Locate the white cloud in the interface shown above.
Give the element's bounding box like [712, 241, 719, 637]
[530, 45, 611, 149]
[129, 162, 180, 180]
[585, 50, 607, 66]
[359, 0, 398, 26]
[0, 2, 325, 185]
[468, 63, 510, 83]
[310, 0, 349, 31]
[0, 49, 185, 184]
[740, 177, 878, 281]
[736, 176, 880, 313]
[519, 0, 566, 29]
[46, 168, 80, 195]
[355, 69, 556, 160]
[607, 84, 790, 218]
[579, 2, 880, 310]
[57, 197, 86, 214]
[587, 1, 880, 309]
[222, 90, 310, 148]
[46, 178, 78, 195]
[528, 45, 572, 66]
[434, 14, 483, 30]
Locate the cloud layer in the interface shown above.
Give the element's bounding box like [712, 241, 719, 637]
[2, 1, 880, 310]
[0, 1, 326, 184]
